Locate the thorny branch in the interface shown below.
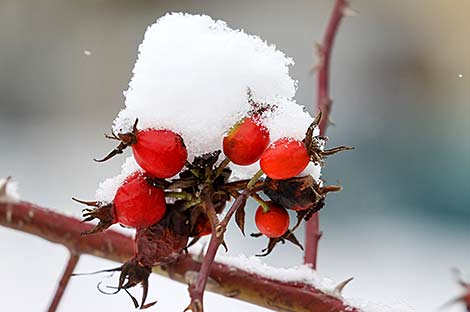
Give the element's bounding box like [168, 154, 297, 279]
[0, 2, 355, 311]
[0, 199, 358, 312]
[187, 187, 250, 311]
[305, 0, 350, 269]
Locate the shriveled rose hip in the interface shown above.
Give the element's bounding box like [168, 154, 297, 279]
[255, 202, 290, 238]
[133, 129, 187, 178]
[114, 172, 166, 228]
[260, 137, 310, 180]
[223, 115, 270, 166]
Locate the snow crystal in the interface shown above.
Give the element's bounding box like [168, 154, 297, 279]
[95, 157, 143, 203]
[0, 177, 20, 202]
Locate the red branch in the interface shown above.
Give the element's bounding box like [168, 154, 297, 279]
[48, 252, 80, 312]
[304, 0, 349, 268]
[188, 189, 250, 311]
[0, 200, 358, 312]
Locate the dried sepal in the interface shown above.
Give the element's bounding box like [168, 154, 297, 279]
[73, 198, 116, 235]
[302, 114, 353, 165]
[234, 193, 247, 236]
[253, 230, 304, 257]
[94, 118, 139, 162]
[283, 230, 304, 251]
[235, 201, 246, 236]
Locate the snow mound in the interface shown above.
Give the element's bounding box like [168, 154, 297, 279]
[95, 13, 322, 201]
[113, 12, 314, 162]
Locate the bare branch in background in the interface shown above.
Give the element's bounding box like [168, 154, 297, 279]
[305, 0, 350, 269]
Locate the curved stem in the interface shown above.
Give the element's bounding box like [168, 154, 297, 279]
[305, 0, 348, 269]
[251, 193, 270, 213]
[247, 170, 264, 190]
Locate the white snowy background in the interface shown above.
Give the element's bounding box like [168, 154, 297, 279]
[0, 0, 469, 311]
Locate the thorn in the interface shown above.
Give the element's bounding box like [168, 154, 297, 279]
[320, 185, 342, 194]
[0, 176, 11, 195]
[334, 277, 354, 295]
[314, 42, 323, 58]
[184, 270, 198, 286]
[342, 6, 358, 17]
[193, 241, 207, 263]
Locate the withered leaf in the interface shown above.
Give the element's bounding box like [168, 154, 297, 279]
[234, 196, 247, 236]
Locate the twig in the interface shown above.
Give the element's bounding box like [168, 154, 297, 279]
[48, 252, 80, 312]
[188, 189, 250, 312]
[305, 0, 349, 269]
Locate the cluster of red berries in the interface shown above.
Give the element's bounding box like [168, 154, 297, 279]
[224, 114, 313, 238]
[88, 111, 320, 239]
[76, 109, 350, 308]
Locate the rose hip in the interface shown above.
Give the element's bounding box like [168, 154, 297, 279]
[260, 137, 310, 180]
[114, 172, 166, 228]
[255, 202, 290, 238]
[133, 129, 187, 178]
[223, 115, 270, 166]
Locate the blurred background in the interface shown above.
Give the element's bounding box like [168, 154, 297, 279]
[0, 0, 469, 311]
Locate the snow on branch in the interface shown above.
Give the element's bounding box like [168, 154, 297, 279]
[0, 199, 363, 312]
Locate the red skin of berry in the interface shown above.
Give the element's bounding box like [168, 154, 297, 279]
[223, 115, 270, 166]
[114, 173, 166, 228]
[260, 137, 310, 180]
[255, 202, 290, 238]
[133, 129, 187, 179]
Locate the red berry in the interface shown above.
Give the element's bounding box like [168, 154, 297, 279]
[133, 129, 187, 178]
[260, 137, 310, 180]
[255, 202, 290, 238]
[223, 115, 270, 166]
[114, 173, 166, 228]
